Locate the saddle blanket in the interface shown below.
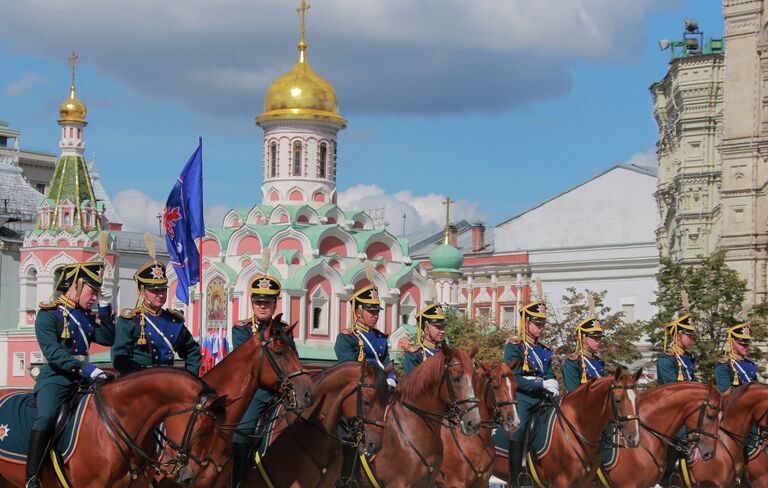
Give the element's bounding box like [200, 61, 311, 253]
[492, 405, 558, 461]
[0, 391, 89, 464]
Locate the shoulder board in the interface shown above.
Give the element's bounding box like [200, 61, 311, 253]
[567, 353, 579, 361]
[717, 358, 729, 364]
[38, 301, 59, 311]
[120, 308, 140, 319]
[167, 309, 185, 321]
[507, 337, 521, 344]
[233, 320, 248, 328]
[663, 351, 676, 357]
[340, 326, 355, 335]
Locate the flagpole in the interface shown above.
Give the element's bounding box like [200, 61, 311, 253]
[198, 236, 204, 345]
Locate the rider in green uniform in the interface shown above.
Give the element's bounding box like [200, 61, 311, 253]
[112, 259, 201, 376]
[563, 317, 605, 393]
[503, 300, 558, 487]
[403, 302, 446, 374]
[26, 262, 115, 488]
[656, 312, 697, 485]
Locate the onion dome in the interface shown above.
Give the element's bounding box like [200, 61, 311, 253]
[256, 3, 346, 126]
[58, 52, 87, 125]
[429, 244, 464, 273]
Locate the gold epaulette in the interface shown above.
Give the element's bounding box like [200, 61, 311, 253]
[567, 353, 579, 361]
[234, 320, 248, 327]
[507, 337, 521, 344]
[38, 301, 59, 310]
[717, 357, 729, 364]
[120, 308, 140, 319]
[167, 309, 185, 321]
[341, 326, 355, 335]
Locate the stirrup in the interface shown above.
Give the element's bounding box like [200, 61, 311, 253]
[335, 477, 358, 488]
[25, 476, 42, 488]
[518, 472, 535, 488]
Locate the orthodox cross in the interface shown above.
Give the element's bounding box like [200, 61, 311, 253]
[443, 197, 453, 244]
[68, 52, 78, 93]
[297, 1, 311, 45]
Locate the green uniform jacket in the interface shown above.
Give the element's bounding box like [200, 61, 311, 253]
[656, 352, 696, 385]
[34, 306, 115, 391]
[111, 309, 201, 376]
[504, 341, 555, 404]
[563, 357, 582, 394]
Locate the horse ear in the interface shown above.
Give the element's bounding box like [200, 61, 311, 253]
[385, 363, 395, 375]
[469, 341, 480, 359]
[633, 367, 643, 383]
[441, 341, 453, 357]
[206, 394, 229, 413]
[270, 313, 284, 330]
[284, 320, 298, 335]
[508, 359, 520, 371]
[707, 381, 720, 399]
[613, 366, 624, 380]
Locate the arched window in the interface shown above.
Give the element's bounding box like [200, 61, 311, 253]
[293, 141, 302, 176]
[270, 142, 277, 177]
[319, 143, 327, 178]
[310, 286, 329, 334]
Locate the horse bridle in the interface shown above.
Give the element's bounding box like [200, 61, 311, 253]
[441, 360, 481, 426]
[346, 378, 388, 451]
[92, 382, 221, 483]
[484, 371, 518, 427]
[258, 328, 310, 413]
[609, 382, 641, 443]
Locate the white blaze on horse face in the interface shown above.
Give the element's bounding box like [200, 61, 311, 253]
[627, 388, 639, 431]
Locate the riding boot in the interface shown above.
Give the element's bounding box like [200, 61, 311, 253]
[25, 429, 53, 488]
[231, 442, 252, 488]
[660, 447, 680, 487]
[508, 441, 524, 488]
[336, 444, 358, 487]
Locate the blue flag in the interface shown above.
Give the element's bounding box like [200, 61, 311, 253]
[163, 138, 205, 304]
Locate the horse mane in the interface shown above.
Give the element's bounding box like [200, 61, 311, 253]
[723, 382, 755, 411]
[398, 351, 447, 398]
[106, 367, 211, 397]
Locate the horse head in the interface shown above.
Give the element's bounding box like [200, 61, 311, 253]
[341, 360, 391, 456]
[258, 314, 315, 412]
[479, 359, 520, 433]
[681, 381, 723, 462]
[441, 343, 482, 436]
[609, 367, 642, 448]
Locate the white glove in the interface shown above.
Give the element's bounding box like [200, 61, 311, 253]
[542, 379, 560, 397]
[90, 367, 109, 380]
[386, 377, 397, 388]
[98, 287, 112, 307]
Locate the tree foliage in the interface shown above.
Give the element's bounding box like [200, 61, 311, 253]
[546, 288, 642, 372]
[642, 251, 765, 383]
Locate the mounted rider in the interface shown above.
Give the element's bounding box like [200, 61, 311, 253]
[563, 316, 605, 393]
[26, 261, 115, 488]
[503, 295, 558, 487]
[657, 313, 697, 384]
[230, 268, 296, 488]
[111, 254, 201, 376]
[403, 302, 446, 374]
[335, 281, 397, 486]
[715, 323, 757, 392]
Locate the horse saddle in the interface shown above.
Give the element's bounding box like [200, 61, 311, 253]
[524, 402, 559, 462]
[0, 390, 89, 464]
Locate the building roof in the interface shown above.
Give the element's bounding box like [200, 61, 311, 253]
[0, 160, 44, 224]
[87, 159, 122, 225]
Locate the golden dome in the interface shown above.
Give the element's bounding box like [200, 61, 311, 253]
[59, 90, 87, 124]
[257, 2, 346, 127]
[58, 52, 87, 125]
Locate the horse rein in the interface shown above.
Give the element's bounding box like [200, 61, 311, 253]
[91, 382, 221, 483]
[258, 328, 310, 413]
[639, 395, 722, 457]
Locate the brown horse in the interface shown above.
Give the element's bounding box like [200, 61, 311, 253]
[438, 360, 520, 488]
[492, 367, 643, 488]
[356, 344, 482, 487]
[596, 382, 722, 488]
[687, 383, 768, 487]
[248, 360, 391, 487]
[0, 368, 225, 488]
[746, 425, 768, 488]
[157, 317, 316, 487]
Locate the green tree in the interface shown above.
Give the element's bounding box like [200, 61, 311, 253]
[546, 288, 642, 373]
[643, 251, 765, 383]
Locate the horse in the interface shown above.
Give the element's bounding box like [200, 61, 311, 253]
[247, 359, 391, 487]
[687, 383, 768, 487]
[0, 368, 226, 488]
[156, 316, 316, 487]
[746, 427, 768, 488]
[354, 343, 482, 488]
[595, 381, 722, 488]
[492, 367, 643, 488]
[438, 360, 520, 488]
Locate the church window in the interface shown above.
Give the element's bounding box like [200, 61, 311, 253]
[270, 142, 277, 177]
[310, 286, 329, 334]
[312, 307, 323, 330]
[69, 128, 73, 138]
[319, 143, 327, 178]
[293, 141, 302, 176]
[13, 352, 25, 377]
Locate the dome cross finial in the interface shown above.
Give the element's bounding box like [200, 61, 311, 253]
[296, 0, 311, 58]
[442, 197, 454, 244]
[68, 51, 78, 99]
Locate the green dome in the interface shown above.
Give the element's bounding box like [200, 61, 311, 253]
[429, 244, 464, 272]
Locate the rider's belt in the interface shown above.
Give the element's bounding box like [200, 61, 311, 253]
[42, 354, 88, 363]
[523, 376, 542, 381]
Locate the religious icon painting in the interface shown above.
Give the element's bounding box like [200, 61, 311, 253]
[207, 278, 227, 324]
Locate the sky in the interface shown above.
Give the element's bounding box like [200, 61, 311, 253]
[0, 0, 724, 235]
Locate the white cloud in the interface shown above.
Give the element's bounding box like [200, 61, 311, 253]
[0, 0, 656, 116]
[112, 188, 230, 233]
[338, 184, 486, 235]
[5, 72, 38, 96]
[622, 148, 658, 169]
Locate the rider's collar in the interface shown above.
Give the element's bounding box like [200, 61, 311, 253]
[140, 303, 163, 316]
[353, 321, 371, 333]
[422, 338, 440, 350]
[731, 353, 746, 362]
[524, 336, 538, 345]
[581, 350, 596, 359]
[58, 295, 76, 309]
